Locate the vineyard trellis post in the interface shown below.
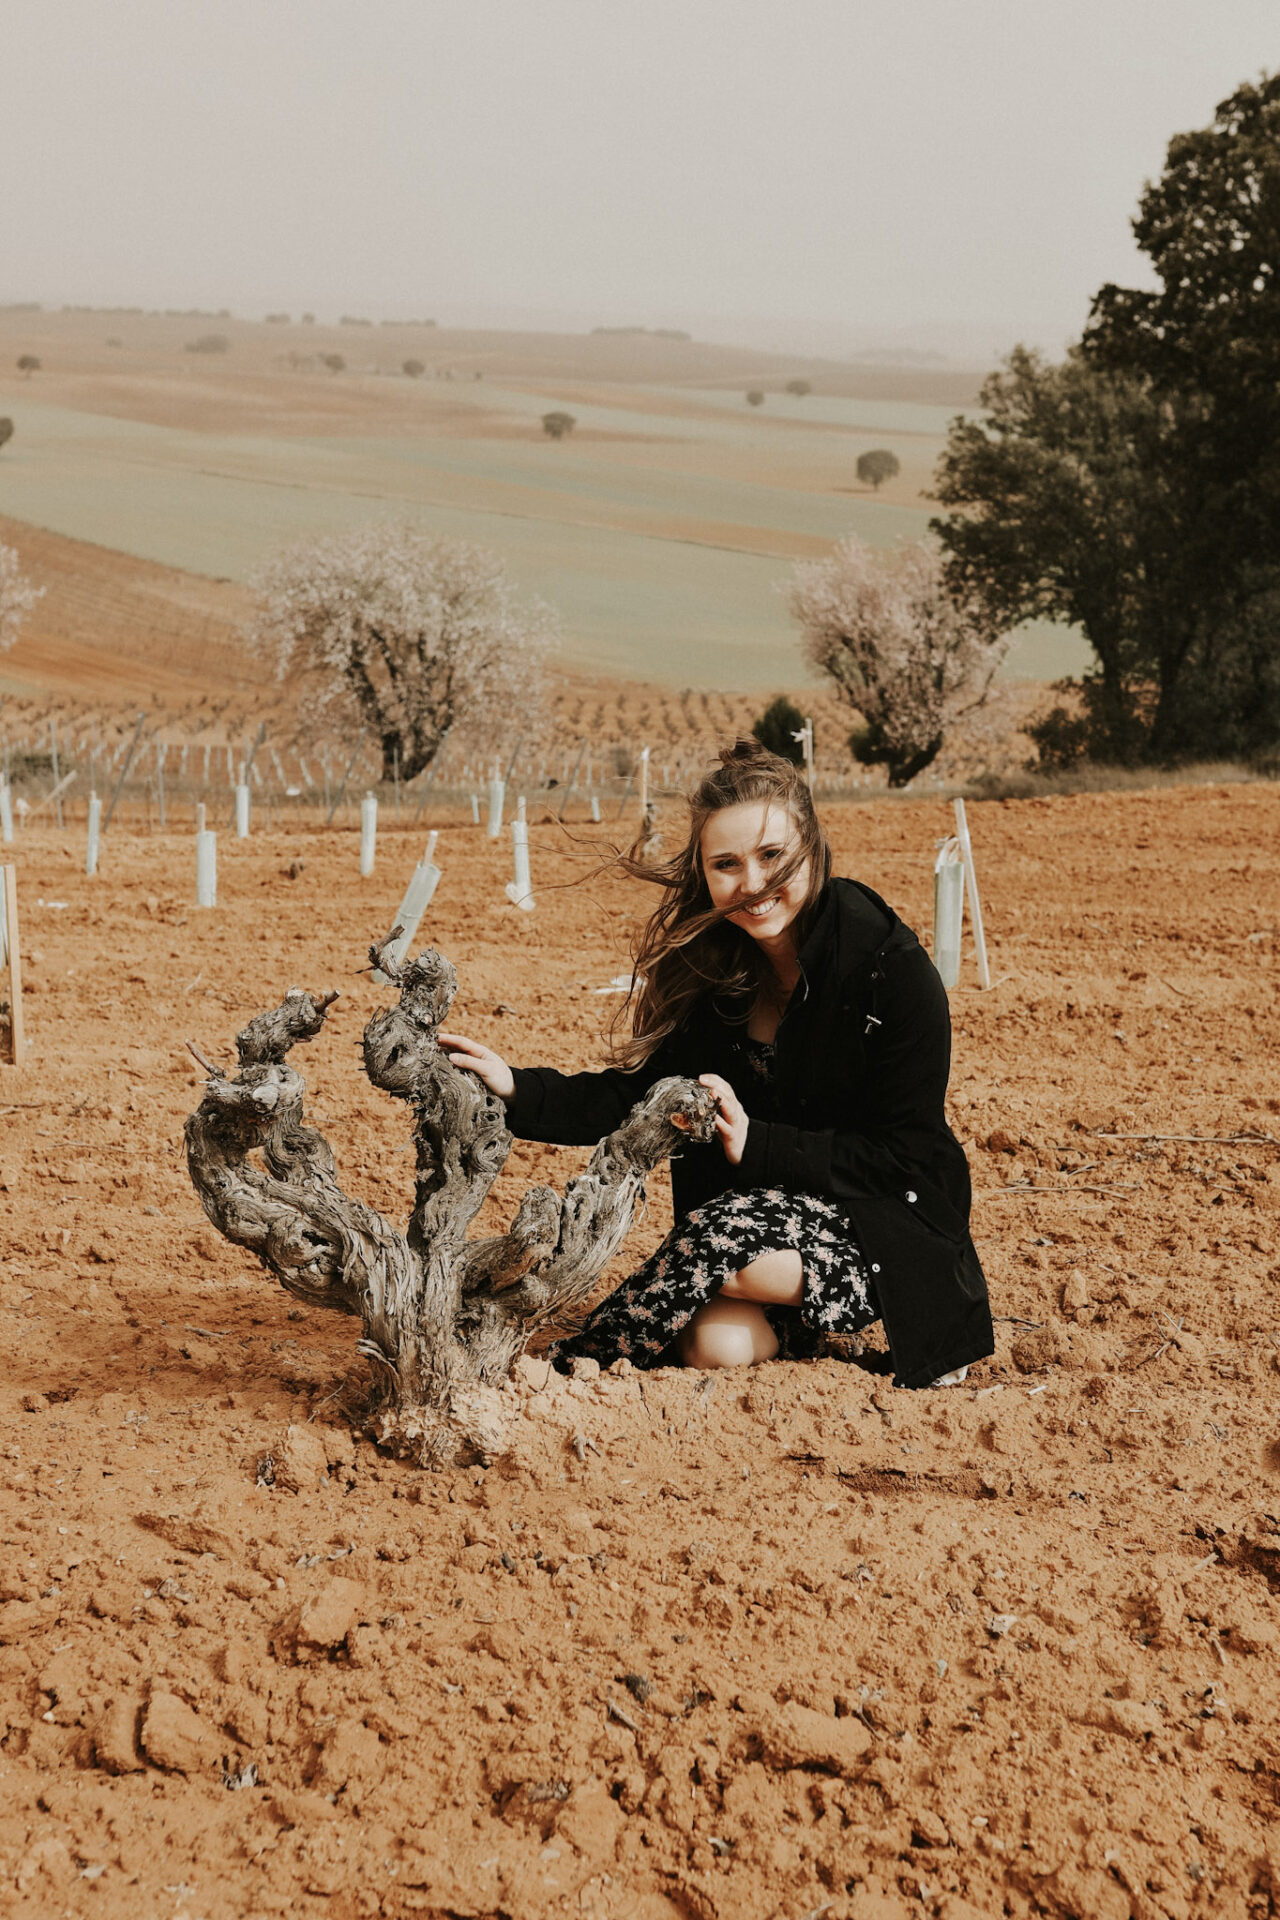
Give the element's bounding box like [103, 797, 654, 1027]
[372, 835, 443, 983]
[244, 721, 267, 784]
[86, 793, 101, 877]
[410, 726, 451, 827]
[558, 737, 588, 822]
[486, 773, 505, 839]
[102, 711, 146, 832]
[325, 733, 368, 829]
[197, 828, 217, 908]
[360, 792, 378, 876]
[49, 722, 62, 830]
[1, 865, 26, 1065]
[952, 799, 991, 990]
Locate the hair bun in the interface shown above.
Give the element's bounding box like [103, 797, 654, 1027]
[718, 736, 773, 769]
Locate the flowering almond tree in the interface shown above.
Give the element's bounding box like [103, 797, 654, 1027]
[185, 941, 716, 1467]
[247, 524, 553, 780]
[789, 535, 1008, 786]
[0, 541, 42, 653]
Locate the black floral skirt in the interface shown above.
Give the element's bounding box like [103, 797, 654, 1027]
[554, 1186, 878, 1370]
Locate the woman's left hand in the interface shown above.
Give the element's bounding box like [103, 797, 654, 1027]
[698, 1073, 749, 1166]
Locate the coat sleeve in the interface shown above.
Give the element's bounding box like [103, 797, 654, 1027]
[505, 1030, 685, 1148]
[734, 943, 960, 1217]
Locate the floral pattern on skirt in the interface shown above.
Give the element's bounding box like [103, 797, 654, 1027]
[554, 1186, 877, 1370]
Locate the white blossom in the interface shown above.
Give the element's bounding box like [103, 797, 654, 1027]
[246, 523, 554, 778]
[789, 536, 1009, 786]
[0, 543, 42, 653]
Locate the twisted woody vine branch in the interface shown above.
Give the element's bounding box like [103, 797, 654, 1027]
[184, 940, 717, 1466]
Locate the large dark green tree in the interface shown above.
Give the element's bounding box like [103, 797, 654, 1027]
[933, 348, 1218, 760]
[1086, 74, 1280, 411]
[934, 74, 1280, 765]
[751, 693, 806, 764]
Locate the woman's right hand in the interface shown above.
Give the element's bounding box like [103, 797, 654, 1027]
[437, 1031, 516, 1102]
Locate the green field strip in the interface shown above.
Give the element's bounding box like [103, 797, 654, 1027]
[641, 386, 968, 439]
[0, 394, 1089, 688]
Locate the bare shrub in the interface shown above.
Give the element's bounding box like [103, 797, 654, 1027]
[16, 355, 40, 375]
[402, 359, 425, 378]
[0, 419, 13, 452]
[746, 390, 764, 407]
[541, 411, 576, 440]
[785, 378, 812, 397]
[789, 536, 1008, 786]
[247, 523, 554, 780]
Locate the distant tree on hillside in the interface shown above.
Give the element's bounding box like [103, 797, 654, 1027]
[185, 334, 228, 354]
[857, 449, 900, 490]
[16, 355, 40, 376]
[403, 359, 425, 378]
[320, 353, 346, 373]
[0, 420, 13, 453]
[541, 411, 576, 440]
[265, 313, 291, 324]
[0, 542, 43, 652]
[751, 694, 806, 765]
[247, 524, 554, 780]
[746, 390, 764, 407]
[785, 379, 812, 397]
[790, 535, 1006, 786]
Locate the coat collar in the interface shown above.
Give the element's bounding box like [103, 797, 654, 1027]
[797, 876, 902, 978]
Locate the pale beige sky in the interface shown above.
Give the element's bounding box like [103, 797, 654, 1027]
[6, 0, 1276, 359]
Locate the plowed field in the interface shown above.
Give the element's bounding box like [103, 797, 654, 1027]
[0, 783, 1278, 1919]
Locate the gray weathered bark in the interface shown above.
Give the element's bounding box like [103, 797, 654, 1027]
[185, 942, 717, 1465]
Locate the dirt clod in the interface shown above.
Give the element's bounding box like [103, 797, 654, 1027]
[140, 1691, 216, 1775]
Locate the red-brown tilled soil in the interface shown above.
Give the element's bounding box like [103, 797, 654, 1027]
[0, 785, 1278, 1920]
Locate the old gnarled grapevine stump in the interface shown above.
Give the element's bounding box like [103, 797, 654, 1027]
[184, 940, 717, 1465]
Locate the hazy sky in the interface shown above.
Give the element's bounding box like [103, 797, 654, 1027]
[7, 1, 1277, 358]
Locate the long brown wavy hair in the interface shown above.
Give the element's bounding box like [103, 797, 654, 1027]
[609, 738, 831, 1068]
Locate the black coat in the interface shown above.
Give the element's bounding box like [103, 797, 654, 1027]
[506, 877, 993, 1388]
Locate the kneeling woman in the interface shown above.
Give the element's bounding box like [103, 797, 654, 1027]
[441, 740, 992, 1386]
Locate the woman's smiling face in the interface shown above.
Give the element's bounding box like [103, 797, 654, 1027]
[699, 800, 812, 954]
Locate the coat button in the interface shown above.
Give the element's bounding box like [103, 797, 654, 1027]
[871, 1263, 881, 1274]
[905, 1190, 917, 1203]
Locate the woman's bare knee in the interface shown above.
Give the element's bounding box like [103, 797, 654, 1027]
[719, 1249, 803, 1306]
[677, 1299, 779, 1369]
